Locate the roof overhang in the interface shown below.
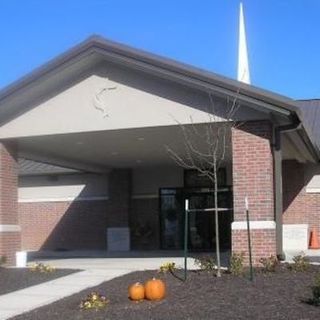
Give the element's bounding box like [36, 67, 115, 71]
[0, 35, 318, 161]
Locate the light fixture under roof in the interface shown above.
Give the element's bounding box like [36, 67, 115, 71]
[76, 141, 84, 145]
[111, 151, 119, 156]
[137, 137, 145, 141]
[136, 159, 142, 163]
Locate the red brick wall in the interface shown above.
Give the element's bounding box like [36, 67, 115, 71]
[0, 142, 20, 265]
[131, 198, 160, 250]
[18, 169, 132, 251]
[231, 121, 276, 264]
[0, 232, 21, 265]
[283, 160, 320, 243]
[19, 200, 110, 250]
[19, 196, 161, 252]
[108, 169, 131, 227]
[0, 142, 19, 225]
[232, 229, 276, 265]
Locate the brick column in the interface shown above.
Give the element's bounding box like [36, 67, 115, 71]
[0, 142, 21, 265]
[108, 169, 131, 227]
[231, 121, 276, 265]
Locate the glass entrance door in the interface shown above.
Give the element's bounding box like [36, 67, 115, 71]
[159, 189, 184, 249]
[159, 187, 233, 251]
[188, 190, 215, 251]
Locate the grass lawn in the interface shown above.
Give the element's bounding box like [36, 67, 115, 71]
[0, 267, 78, 295]
[10, 264, 320, 320]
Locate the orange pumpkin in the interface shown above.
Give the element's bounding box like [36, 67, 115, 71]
[144, 278, 166, 301]
[128, 282, 145, 301]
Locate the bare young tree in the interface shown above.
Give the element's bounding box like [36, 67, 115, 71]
[166, 92, 241, 277]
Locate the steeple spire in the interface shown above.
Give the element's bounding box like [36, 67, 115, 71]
[237, 2, 251, 84]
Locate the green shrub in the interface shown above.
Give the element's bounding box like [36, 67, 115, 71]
[229, 252, 245, 276]
[259, 255, 278, 273]
[159, 262, 176, 274]
[289, 254, 310, 272]
[306, 273, 320, 306]
[80, 291, 109, 310]
[194, 255, 216, 273]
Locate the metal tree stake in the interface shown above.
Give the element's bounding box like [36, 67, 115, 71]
[245, 196, 254, 281]
[183, 199, 189, 281]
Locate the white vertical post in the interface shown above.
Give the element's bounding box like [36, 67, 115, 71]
[245, 196, 249, 211]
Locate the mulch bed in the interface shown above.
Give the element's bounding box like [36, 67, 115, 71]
[11, 266, 320, 320]
[0, 267, 78, 295]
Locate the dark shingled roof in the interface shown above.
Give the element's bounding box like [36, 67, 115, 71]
[296, 99, 320, 151]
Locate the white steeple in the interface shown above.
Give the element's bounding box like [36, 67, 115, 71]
[237, 2, 251, 84]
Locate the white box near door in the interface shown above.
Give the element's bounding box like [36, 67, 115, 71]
[107, 227, 130, 251]
[283, 224, 309, 252]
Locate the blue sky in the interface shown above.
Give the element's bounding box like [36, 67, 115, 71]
[0, 0, 319, 99]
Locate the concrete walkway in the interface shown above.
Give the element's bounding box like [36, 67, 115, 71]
[0, 255, 203, 320]
[285, 249, 320, 262]
[0, 268, 129, 320]
[34, 256, 203, 270]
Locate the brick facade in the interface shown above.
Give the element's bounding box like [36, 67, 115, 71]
[18, 197, 161, 252]
[283, 160, 320, 244]
[232, 229, 276, 263]
[108, 169, 131, 227]
[19, 169, 133, 251]
[0, 142, 21, 265]
[19, 200, 110, 250]
[131, 198, 159, 250]
[232, 121, 276, 264]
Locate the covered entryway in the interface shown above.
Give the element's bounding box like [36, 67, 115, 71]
[0, 36, 317, 265]
[15, 123, 234, 254]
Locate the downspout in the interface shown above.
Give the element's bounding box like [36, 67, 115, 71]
[272, 115, 300, 259]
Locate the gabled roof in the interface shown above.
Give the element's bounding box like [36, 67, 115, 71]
[0, 35, 318, 160]
[0, 35, 300, 118]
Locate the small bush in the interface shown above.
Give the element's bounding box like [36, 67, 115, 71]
[289, 254, 310, 272]
[29, 262, 55, 273]
[259, 255, 278, 273]
[80, 291, 109, 310]
[159, 262, 176, 274]
[194, 256, 216, 273]
[0, 255, 7, 267]
[306, 273, 320, 306]
[229, 252, 245, 276]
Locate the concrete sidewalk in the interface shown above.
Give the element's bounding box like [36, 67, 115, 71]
[35, 256, 203, 270]
[0, 256, 202, 320]
[0, 268, 130, 320]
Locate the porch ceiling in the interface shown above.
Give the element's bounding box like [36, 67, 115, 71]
[17, 124, 232, 172]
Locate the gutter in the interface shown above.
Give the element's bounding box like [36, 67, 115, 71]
[273, 117, 299, 259]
